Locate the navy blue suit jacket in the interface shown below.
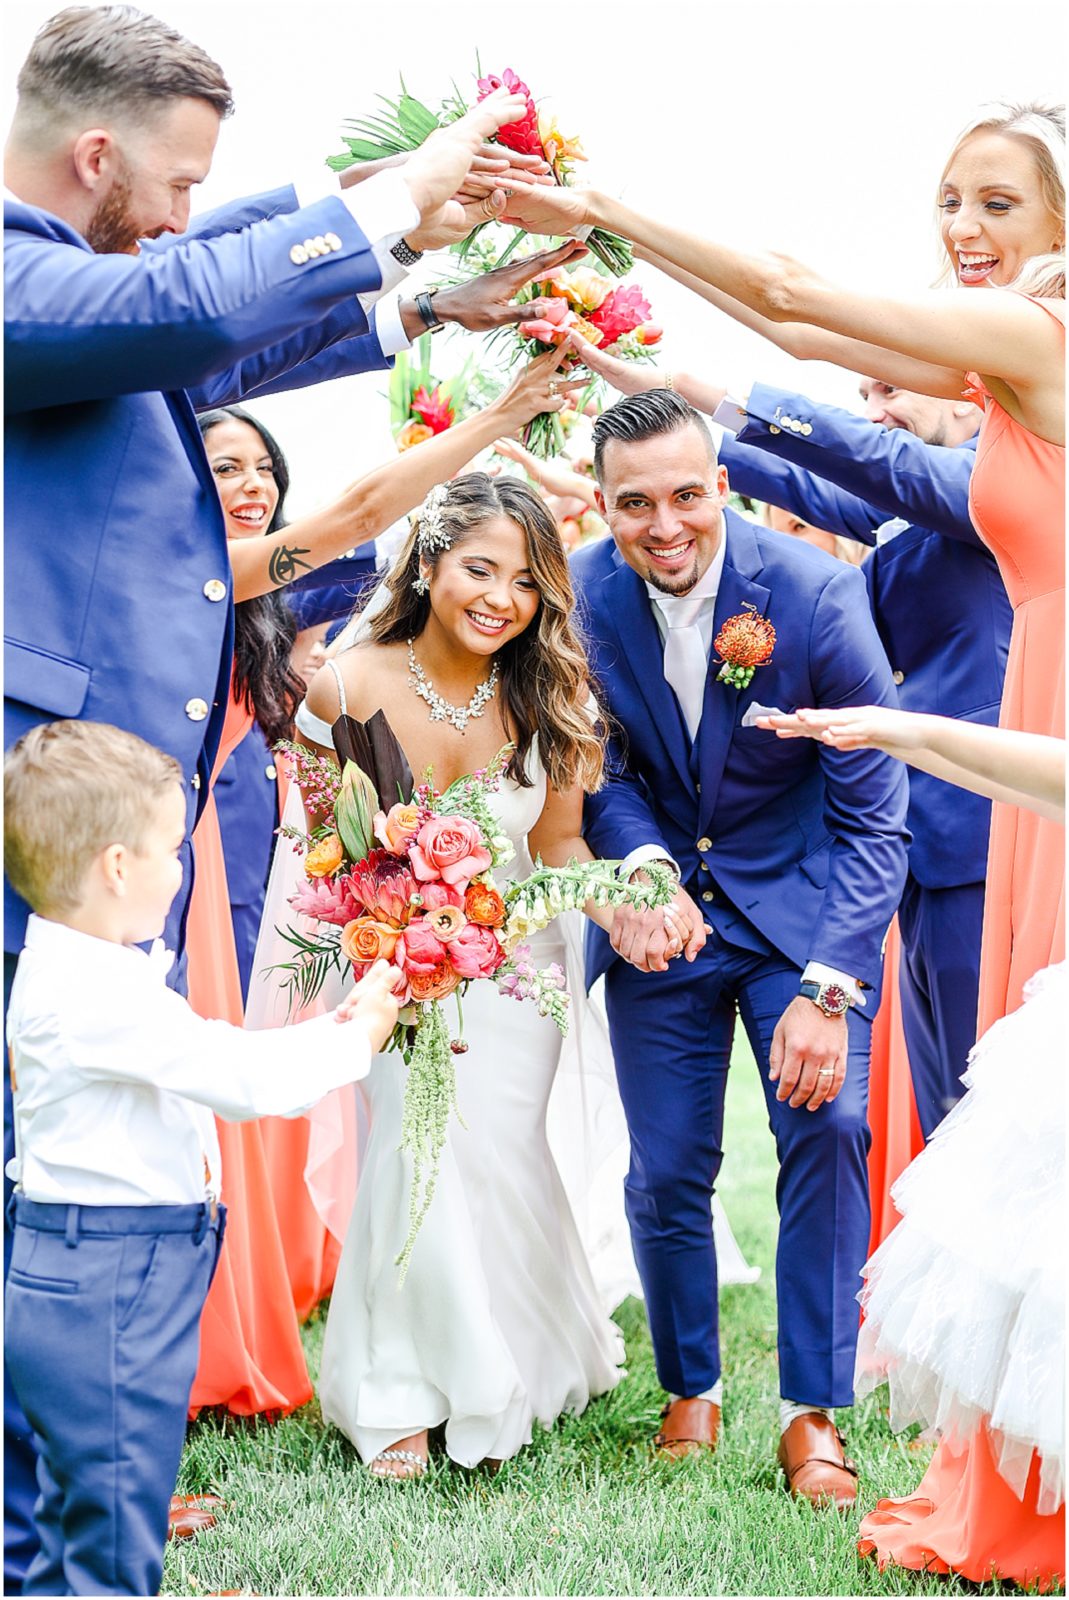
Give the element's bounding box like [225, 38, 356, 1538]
[4, 186, 395, 955]
[719, 384, 1011, 887]
[573, 511, 909, 997]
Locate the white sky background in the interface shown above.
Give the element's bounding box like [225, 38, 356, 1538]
[4, 0, 1064, 517]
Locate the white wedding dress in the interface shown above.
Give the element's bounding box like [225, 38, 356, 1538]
[307, 706, 624, 1466]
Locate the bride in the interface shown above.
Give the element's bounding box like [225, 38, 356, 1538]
[293, 470, 666, 1476]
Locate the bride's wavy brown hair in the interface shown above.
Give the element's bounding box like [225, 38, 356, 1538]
[365, 474, 605, 793]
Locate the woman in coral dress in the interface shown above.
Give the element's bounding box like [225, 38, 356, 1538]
[516, 98, 1066, 1576]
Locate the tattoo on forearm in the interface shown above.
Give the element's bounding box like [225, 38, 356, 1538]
[268, 544, 313, 585]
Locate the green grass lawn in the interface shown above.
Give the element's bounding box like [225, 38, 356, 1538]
[163, 1036, 1009, 1598]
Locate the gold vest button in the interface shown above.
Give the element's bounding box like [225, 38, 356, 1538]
[191, 773, 202, 790]
[892, 670, 905, 685]
[701, 890, 715, 903]
[697, 836, 712, 852]
[203, 578, 227, 602]
[185, 697, 209, 722]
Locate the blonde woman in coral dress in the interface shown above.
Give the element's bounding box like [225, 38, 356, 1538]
[501, 99, 1065, 1579]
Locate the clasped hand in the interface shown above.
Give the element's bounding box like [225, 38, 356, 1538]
[609, 882, 709, 974]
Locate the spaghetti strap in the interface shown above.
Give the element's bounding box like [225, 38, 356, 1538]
[325, 657, 348, 717]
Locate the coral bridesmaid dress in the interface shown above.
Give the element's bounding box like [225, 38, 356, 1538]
[858, 298, 1065, 1587]
[185, 691, 312, 1416]
[970, 300, 1065, 1035]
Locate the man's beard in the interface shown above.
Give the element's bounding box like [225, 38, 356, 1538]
[644, 556, 701, 596]
[84, 161, 164, 255]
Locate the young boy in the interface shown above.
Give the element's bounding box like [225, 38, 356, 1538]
[3, 720, 399, 1598]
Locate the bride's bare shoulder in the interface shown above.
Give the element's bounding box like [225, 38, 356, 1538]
[306, 639, 406, 721]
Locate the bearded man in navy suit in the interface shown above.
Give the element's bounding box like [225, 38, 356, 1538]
[572, 391, 908, 1505]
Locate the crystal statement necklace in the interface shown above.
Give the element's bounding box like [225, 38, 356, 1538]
[407, 640, 499, 734]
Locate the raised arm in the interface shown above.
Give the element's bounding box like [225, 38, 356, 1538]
[633, 246, 965, 400]
[228, 348, 578, 602]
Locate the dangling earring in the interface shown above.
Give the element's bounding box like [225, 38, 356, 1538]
[413, 572, 430, 596]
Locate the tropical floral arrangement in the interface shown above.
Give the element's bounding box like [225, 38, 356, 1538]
[327, 62, 633, 276]
[274, 714, 673, 1277]
[388, 334, 476, 451]
[508, 259, 662, 456]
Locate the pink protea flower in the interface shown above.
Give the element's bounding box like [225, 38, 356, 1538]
[586, 284, 653, 350]
[288, 874, 362, 928]
[343, 849, 419, 927]
[476, 68, 543, 158]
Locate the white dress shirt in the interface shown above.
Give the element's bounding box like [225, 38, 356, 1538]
[6, 916, 376, 1207]
[295, 168, 419, 357]
[617, 545, 863, 1005]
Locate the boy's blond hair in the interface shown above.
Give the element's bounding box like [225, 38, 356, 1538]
[4, 721, 184, 914]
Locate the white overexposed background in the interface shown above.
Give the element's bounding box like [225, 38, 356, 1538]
[4, 0, 1063, 516]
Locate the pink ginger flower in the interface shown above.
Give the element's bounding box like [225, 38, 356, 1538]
[587, 285, 653, 350]
[476, 67, 543, 158]
[288, 875, 362, 928]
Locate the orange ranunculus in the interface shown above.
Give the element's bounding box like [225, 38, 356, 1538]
[340, 916, 402, 967]
[568, 314, 605, 347]
[407, 960, 462, 1002]
[464, 880, 506, 928]
[396, 419, 434, 452]
[537, 113, 586, 173]
[305, 833, 345, 878]
[538, 265, 612, 315]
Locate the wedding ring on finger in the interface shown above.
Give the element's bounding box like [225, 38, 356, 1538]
[548, 378, 560, 397]
[817, 1067, 834, 1078]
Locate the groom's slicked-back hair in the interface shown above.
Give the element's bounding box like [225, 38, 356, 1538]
[593, 389, 716, 485]
[14, 5, 233, 139]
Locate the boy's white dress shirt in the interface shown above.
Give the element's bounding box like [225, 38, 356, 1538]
[6, 915, 374, 1208]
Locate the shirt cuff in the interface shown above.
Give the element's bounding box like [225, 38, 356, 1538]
[711, 395, 749, 434]
[619, 844, 681, 882]
[802, 960, 866, 1009]
[367, 291, 413, 358]
[357, 250, 409, 315]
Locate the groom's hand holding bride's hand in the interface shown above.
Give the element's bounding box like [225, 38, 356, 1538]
[334, 960, 405, 1054]
[610, 883, 709, 973]
[769, 998, 848, 1113]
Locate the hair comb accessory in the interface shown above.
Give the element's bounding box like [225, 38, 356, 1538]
[415, 483, 452, 555]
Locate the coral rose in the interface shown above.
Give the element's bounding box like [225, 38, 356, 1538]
[397, 919, 447, 974]
[340, 917, 401, 967]
[396, 419, 434, 452]
[448, 922, 505, 980]
[304, 833, 344, 878]
[408, 961, 462, 1002]
[409, 816, 492, 888]
[464, 881, 506, 928]
[374, 802, 421, 855]
[427, 905, 467, 943]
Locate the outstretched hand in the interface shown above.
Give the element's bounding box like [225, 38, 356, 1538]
[436, 239, 589, 332]
[335, 959, 404, 1054]
[492, 346, 587, 433]
[769, 996, 848, 1112]
[403, 89, 530, 232]
[564, 332, 663, 396]
[756, 705, 921, 758]
[499, 180, 593, 236]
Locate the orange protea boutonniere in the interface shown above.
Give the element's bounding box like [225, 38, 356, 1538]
[713, 602, 777, 690]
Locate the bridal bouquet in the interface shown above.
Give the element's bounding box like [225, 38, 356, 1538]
[274, 714, 673, 1277]
[388, 334, 476, 451]
[327, 62, 633, 276]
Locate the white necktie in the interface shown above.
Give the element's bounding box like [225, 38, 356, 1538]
[656, 592, 709, 742]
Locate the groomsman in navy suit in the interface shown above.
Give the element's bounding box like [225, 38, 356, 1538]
[3, 8, 537, 1584]
[711, 378, 1010, 1135]
[573, 391, 908, 1505]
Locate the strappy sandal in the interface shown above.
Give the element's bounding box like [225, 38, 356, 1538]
[368, 1447, 428, 1480]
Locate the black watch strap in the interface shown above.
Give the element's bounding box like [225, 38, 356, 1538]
[415, 290, 444, 333]
[390, 237, 423, 267]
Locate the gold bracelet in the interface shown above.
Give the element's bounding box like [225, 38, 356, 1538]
[663, 372, 674, 391]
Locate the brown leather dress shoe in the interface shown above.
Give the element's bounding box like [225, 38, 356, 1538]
[653, 1397, 721, 1459]
[167, 1505, 217, 1540]
[776, 1412, 858, 1508]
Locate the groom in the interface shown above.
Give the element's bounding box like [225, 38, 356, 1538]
[572, 391, 908, 1506]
